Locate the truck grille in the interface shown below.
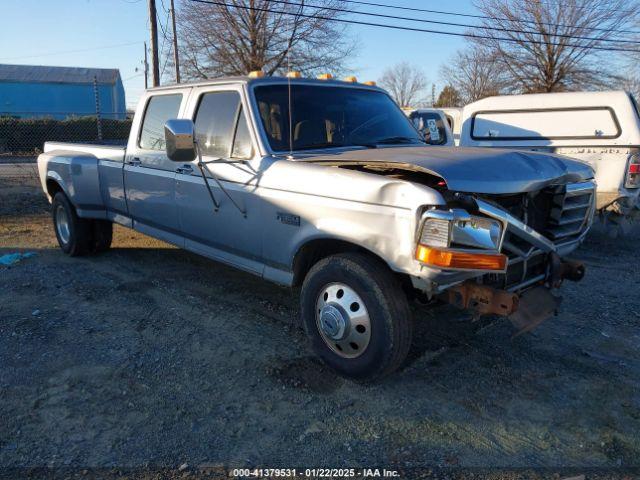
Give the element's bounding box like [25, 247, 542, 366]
[482, 180, 595, 292]
[545, 182, 595, 244]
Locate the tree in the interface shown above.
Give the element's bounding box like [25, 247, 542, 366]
[378, 62, 428, 108]
[434, 85, 463, 108]
[472, 0, 640, 93]
[175, 0, 356, 79]
[440, 46, 505, 103]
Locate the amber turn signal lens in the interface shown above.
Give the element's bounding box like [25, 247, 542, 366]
[416, 245, 507, 271]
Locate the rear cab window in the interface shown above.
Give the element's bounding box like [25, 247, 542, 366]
[409, 111, 449, 145]
[138, 94, 183, 150]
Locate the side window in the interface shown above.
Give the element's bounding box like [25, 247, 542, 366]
[231, 109, 254, 159]
[139, 94, 183, 150]
[195, 91, 253, 158]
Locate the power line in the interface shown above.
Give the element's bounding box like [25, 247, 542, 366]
[263, 0, 640, 45]
[536, 0, 640, 16]
[189, 0, 640, 53]
[322, 0, 640, 37]
[0, 41, 143, 61]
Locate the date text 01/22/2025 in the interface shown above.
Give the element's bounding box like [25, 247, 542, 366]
[231, 468, 400, 477]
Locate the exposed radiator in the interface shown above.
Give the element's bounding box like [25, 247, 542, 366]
[545, 181, 596, 243]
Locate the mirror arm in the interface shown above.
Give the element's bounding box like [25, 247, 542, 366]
[195, 141, 220, 212]
[195, 141, 247, 218]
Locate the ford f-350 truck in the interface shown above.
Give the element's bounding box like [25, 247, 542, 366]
[37, 74, 595, 381]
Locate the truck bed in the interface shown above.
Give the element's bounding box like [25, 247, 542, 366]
[43, 141, 126, 162]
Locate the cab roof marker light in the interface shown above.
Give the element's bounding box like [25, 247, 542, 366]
[343, 76, 358, 83]
[363, 81, 376, 86]
[317, 73, 333, 80]
[286, 71, 302, 78]
[248, 70, 265, 78]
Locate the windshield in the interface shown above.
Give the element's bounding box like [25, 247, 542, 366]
[409, 111, 449, 145]
[253, 84, 423, 152]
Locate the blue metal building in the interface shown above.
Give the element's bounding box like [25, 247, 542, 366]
[0, 64, 126, 120]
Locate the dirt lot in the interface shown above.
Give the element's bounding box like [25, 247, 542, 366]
[1, 164, 640, 477]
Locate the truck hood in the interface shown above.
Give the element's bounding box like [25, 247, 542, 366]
[299, 146, 594, 194]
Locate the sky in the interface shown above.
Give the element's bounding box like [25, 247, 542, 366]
[0, 0, 476, 109]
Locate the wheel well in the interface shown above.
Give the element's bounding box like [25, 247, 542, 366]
[292, 238, 408, 287]
[46, 179, 64, 198]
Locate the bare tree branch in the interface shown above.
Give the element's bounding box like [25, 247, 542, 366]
[472, 0, 640, 93]
[440, 45, 506, 103]
[173, 0, 358, 80]
[378, 62, 428, 108]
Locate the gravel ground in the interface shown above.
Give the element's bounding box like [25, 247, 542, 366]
[1, 167, 639, 478]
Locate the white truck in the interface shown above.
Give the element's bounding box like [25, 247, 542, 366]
[456, 91, 640, 230]
[37, 74, 594, 381]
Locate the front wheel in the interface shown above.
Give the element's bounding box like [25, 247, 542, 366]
[300, 253, 412, 382]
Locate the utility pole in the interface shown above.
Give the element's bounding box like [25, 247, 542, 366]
[170, 0, 181, 83]
[148, 0, 160, 87]
[143, 41, 149, 89]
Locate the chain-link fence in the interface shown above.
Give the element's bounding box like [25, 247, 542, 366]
[0, 112, 132, 158]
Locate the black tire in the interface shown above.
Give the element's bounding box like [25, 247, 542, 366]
[51, 192, 93, 256]
[301, 253, 412, 382]
[92, 220, 113, 253]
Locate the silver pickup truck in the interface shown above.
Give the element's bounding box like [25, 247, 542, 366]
[37, 75, 595, 381]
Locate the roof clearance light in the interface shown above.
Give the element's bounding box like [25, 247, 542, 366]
[286, 71, 302, 78]
[317, 73, 333, 80]
[343, 76, 358, 83]
[363, 81, 376, 86]
[248, 70, 265, 78]
[416, 245, 507, 271]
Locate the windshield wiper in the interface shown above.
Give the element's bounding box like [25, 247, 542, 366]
[294, 142, 345, 151]
[375, 136, 424, 145]
[293, 142, 378, 151]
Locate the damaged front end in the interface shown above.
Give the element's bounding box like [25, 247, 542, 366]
[415, 181, 596, 334]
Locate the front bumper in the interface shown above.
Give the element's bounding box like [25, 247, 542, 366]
[411, 181, 596, 295]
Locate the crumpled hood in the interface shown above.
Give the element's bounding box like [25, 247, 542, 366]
[300, 146, 594, 194]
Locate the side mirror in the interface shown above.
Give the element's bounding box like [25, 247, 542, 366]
[164, 119, 196, 162]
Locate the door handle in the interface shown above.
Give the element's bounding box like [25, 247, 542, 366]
[176, 164, 194, 175]
[127, 157, 141, 167]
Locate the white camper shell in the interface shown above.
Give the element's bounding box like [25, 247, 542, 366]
[458, 91, 640, 221]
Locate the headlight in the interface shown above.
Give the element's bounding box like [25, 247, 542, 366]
[418, 210, 503, 251]
[416, 209, 507, 271]
[451, 216, 502, 251]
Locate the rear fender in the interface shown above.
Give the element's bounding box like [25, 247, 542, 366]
[42, 152, 105, 218]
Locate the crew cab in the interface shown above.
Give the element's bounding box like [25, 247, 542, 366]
[37, 74, 595, 381]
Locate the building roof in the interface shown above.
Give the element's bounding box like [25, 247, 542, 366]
[0, 64, 121, 85]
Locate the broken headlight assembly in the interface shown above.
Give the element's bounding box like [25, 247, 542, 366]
[416, 209, 508, 272]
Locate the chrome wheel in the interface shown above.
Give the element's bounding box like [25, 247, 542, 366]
[55, 204, 70, 245]
[316, 283, 371, 359]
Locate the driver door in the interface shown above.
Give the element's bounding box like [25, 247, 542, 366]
[175, 86, 263, 274]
